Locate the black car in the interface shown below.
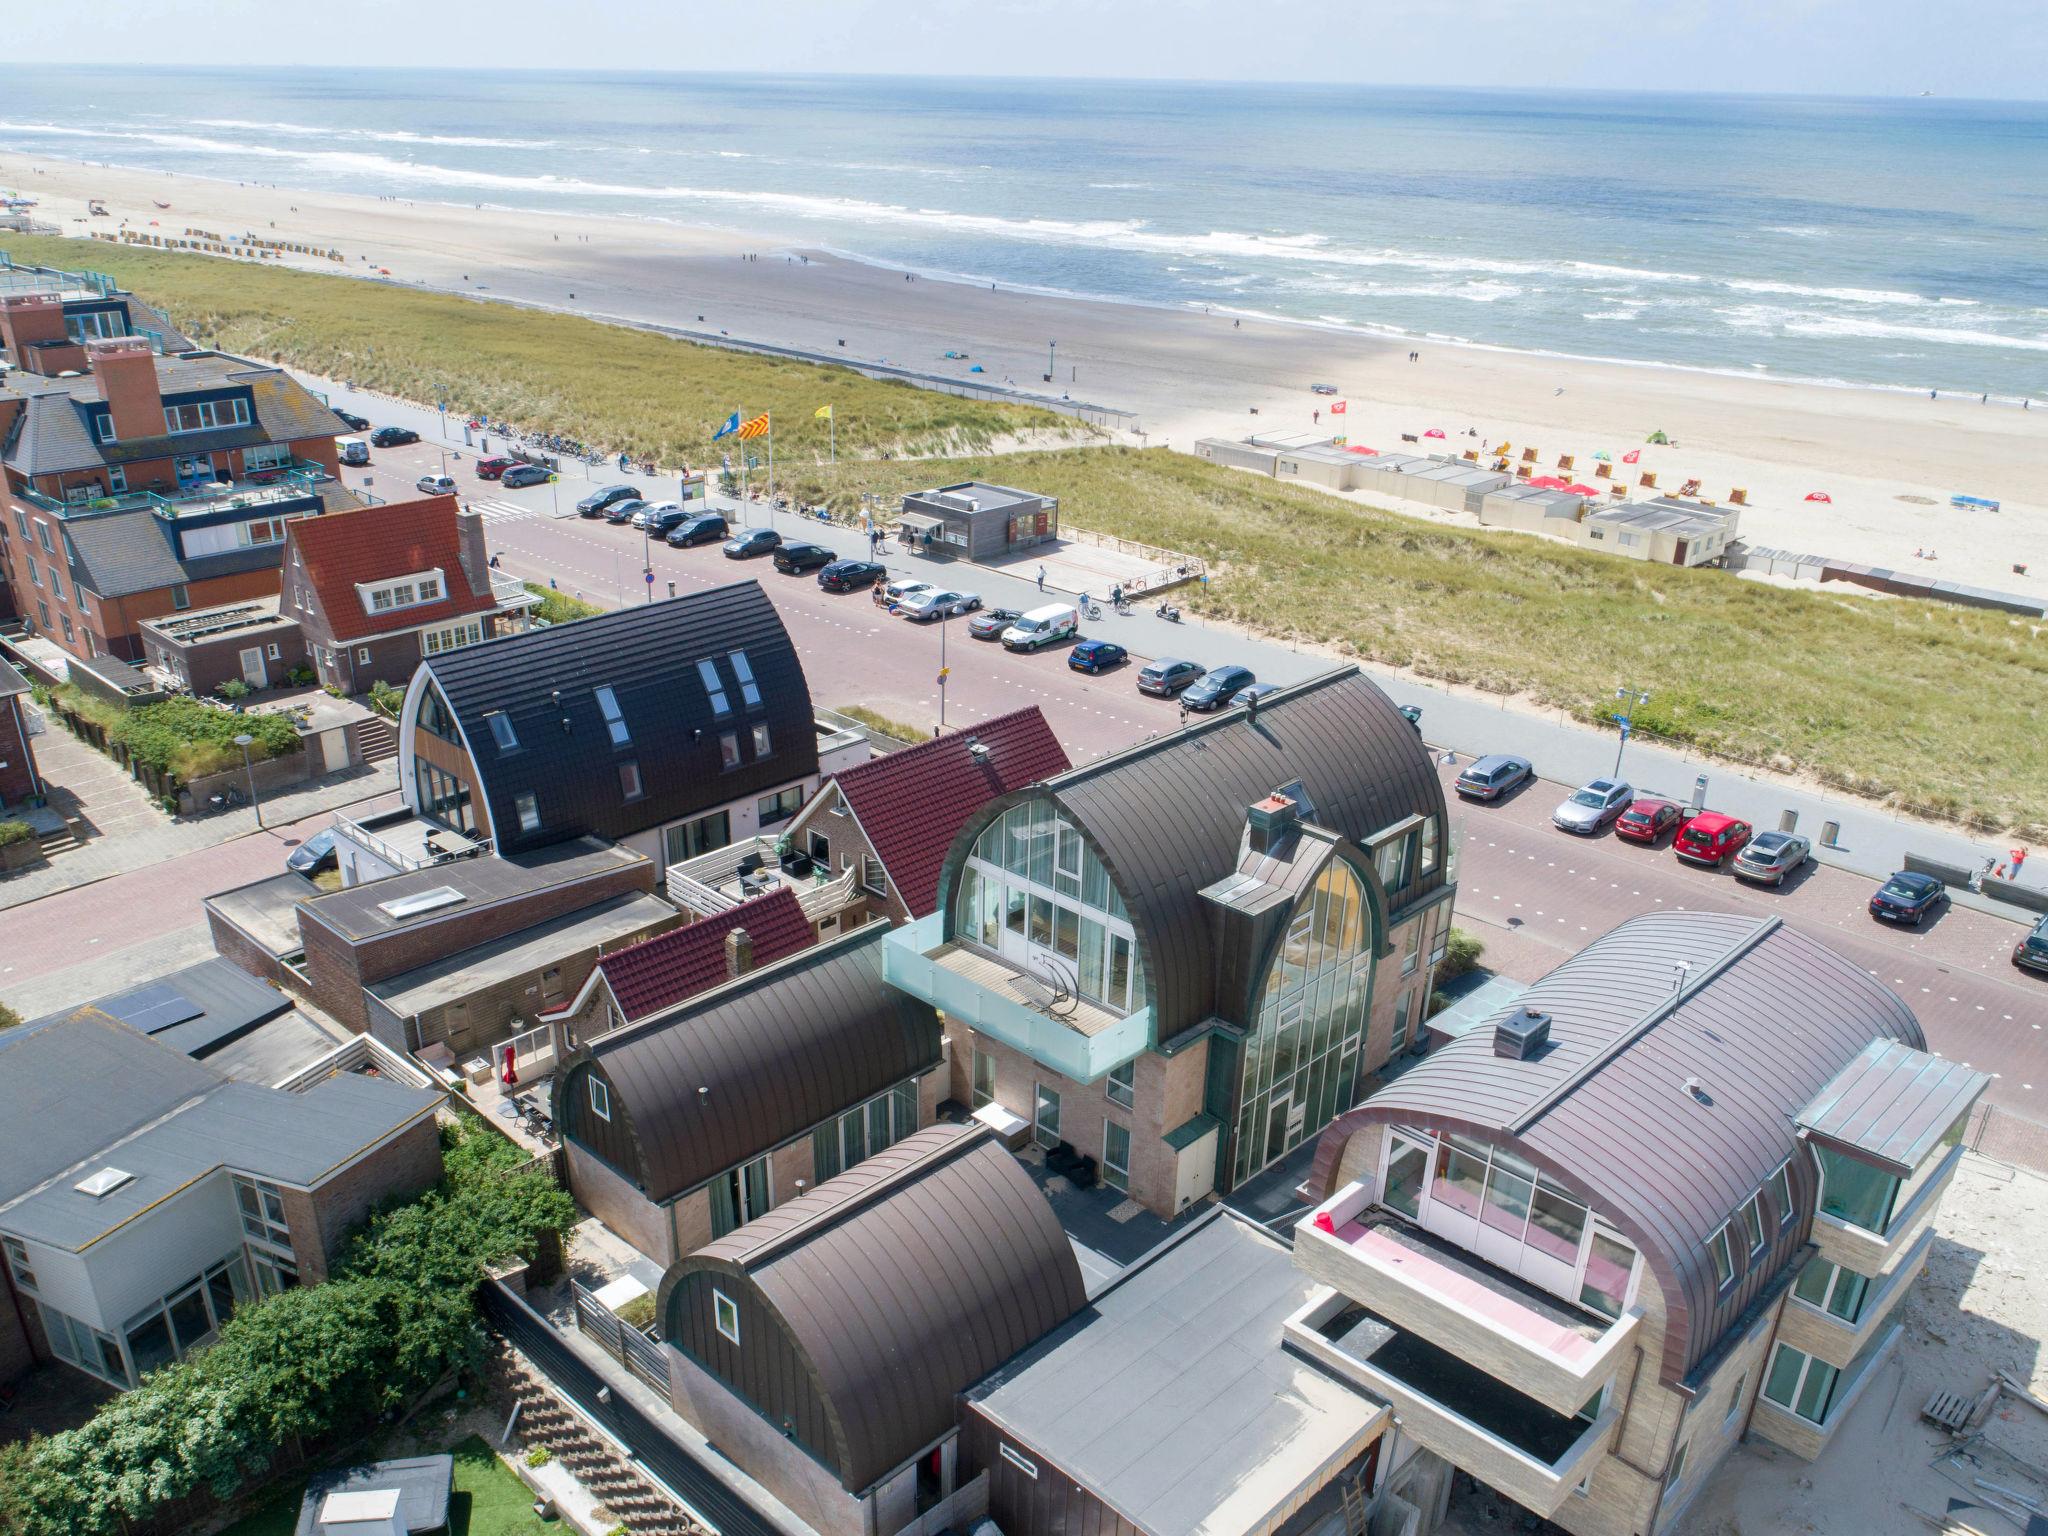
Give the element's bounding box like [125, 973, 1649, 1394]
[332, 409, 370, 432]
[724, 528, 782, 559]
[501, 463, 551, 488]
[369, 426, 419, 447]
[818, 559, 886, 592]
[773, 542, 836, 574]
[1182, 663, 1256, 711]
[577, 484, 641, 516]
[1137, 658, 1206, 696]
[285, 828, 338, 875]
[643, 506, 692, 537]
[667, 514, 729, 548]
[1869, 871, 1947, 926]
[602, 499, 648, 525]
[1068, 640, 1128, 675]
[2014, 913, 2048, 975]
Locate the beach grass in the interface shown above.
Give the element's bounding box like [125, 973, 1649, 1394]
[0, 235, 1077, 462]
[780, 447, 2048, 838]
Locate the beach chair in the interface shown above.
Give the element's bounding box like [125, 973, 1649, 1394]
[1521, 447, 1539, 463]
[1463, 450, 1479, 462]
[1639, 472, 1658, 489]
[1680, 478, 1702, 498]
[1516, 464, 1532, 479]
[1609, 484, 1628, 498]
[1729, 488, 1748, 505]
[1595, 462, 1612, 479]
[1557, 454, 1575, 471]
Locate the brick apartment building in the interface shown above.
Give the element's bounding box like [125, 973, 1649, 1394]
[0, 658, 42, 811]
[0, 268, 193, 377]
[883, 665, 1456, 1221]
[0, 333, 349, 663]
[283, 495, 534, 695]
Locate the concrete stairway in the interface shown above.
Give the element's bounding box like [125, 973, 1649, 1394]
[352, 714, 398, 765]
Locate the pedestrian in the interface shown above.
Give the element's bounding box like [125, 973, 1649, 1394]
[1036, 565, 1046, 592]
[1314, 410, 1320, 425]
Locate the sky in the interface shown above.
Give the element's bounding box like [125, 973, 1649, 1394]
[8, 0, 2047, 99]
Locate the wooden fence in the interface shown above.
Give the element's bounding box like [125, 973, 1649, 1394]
[572, 1280, 673, 1397]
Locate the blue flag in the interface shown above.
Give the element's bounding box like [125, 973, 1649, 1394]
[712, 410, 740, 441]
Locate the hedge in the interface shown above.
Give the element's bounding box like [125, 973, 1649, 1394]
[0, 821, 33, 848]
[107, 698, 299, 782]
[0, 1116, 574, 1536]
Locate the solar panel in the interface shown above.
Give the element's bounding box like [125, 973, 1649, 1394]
[105, 982, 204, 1036]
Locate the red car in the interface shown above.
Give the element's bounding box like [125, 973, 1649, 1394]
[1674, 812, 1752, 868]
[474, 456, 513, 481]
[1614, 798, 1683, 846]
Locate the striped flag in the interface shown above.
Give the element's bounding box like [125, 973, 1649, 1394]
[735, 412, 772, 440]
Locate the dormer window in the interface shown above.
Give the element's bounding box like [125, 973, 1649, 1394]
[595, 686, 629, 746]
[359, 569, 446, 617]
[94, 414, 116, 444]
[163, 397, 251, 436]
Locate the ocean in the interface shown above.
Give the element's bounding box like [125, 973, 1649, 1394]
[2, 67, 2045, 399]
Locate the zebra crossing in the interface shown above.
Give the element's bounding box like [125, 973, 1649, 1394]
[465, 498, 536, 525]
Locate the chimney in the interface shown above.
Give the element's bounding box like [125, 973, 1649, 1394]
[87, 337, 164, 442]
[1494, 1007, 1552, 1061]
[454, 507, 489, 596]
[1246, 793, 1297, 857]
[0, 294, 69, 373]
[724, 926, 754, 980]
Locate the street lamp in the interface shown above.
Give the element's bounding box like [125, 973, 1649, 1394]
[936, 609, 950, 732]
[233, 732, 262, 828]
[1047, 339, 1056, 381]
[1612, 684, 1651, 778]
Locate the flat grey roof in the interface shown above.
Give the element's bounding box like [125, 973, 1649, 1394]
[25, 957, 289, 1059]
[204, 871, 318, 959]
[294, 1453, 452, 1536]
[367, 892, 674, 1018]
[301, 838, 641, 944]
[1, 1071, 439, 1251]
[908, 480, 1046, 515]
[202, 1009, 346, 1086]
[966, 1213, 1382, 1536]
[1588, 500, 1736, 536]
[1796, 1038, 1988, 1177]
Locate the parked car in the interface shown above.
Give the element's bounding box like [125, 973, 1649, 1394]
[899, 588, 982, 621]
[369, 426, 419, 447]
[1137, 657, 1206, 696]
[1868, 870, 1947, 926]
[667, 513, 729, 547]
[773, 542, 836, 574]
[724, 528, 782, 559]
[501, 463, 552, 488]
[1069, 640, 1128, 675]
[337, 436, 371, 467]
[1310, 383, 1339, 396]
[331, 409, 370, 432]
[1231, 681, 1281, 706]
[415, 473, 457, 496]
[818, 559, 886, 592]
[1454, 754, 1533, 801]
[968, 606, 1023, 639]
[630, 500, 681, 529]
[1614, 797, 1683, 846]
[577, 484, 641, 516]
[602, 499, 648, 526]
[1182, 664, 1256, 711]
[285, 828, 338, 875]
[1398, 703, 1423, 731]
[1001, 603, 1080, 652]
[1673, 811, 1752, 867]
[642, 505, 692, 537]
[1552, 778, 1634, 835]
[2013, 913, 2048, 975]
[1732, 831, 1812, 886]
[474, 456, 512, 481]
[884, 576, 938, 604]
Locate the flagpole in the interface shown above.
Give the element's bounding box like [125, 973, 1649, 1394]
[829, 407, 835, 466]
[738, 404, 746, 511]
[767, 413, 774, 505]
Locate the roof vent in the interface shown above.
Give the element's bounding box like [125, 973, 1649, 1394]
[377, 884, 466, 920]
[1684, 1077, 1715, 1107]
[966, 737, 991, 762]
[1494, 1007, 1552, 1061]
[76, 1167, 134, 1199]
[1247, 793, 1298, 857]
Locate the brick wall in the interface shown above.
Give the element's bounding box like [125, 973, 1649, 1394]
[94, 567, 284, 662]
[333, 631, 426, 697]
[0, 698, 39, 806]
[205, 904, 294, 991]
[565, 1138, 677, 1267]
[287, 1114, 445, 1285]
[408, 921, 683, 1059]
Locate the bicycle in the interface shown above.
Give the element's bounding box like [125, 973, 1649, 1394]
[1079, 597, 1103, 621]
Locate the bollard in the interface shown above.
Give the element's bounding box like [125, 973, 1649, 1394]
[1779, 810, 1798, 833]
[1821, 820, 1841, 849]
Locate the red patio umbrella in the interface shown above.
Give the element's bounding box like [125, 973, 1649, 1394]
[1565, 483, 1602, 496]
[501, 1043, 518, 1088]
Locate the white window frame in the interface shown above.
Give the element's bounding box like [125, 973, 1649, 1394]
[998, 1444, 1039, 1479]
[1793, 1257, 1870, 1324]
[3, 1236, 37, 1294]
[1102, 1118, 1131, 1193]
[357, 568, 446, 618]
[713, 1288, 741, 1345]
[588, 1076, 611, 1121]
[751, 721, 772, 758]
[1767, 1159, 1794, 1226]
[1740, 1190, 1768, 1255]
[619, 760, 644, 801]
[1761, 1342, 1838, 1425]
[1707, 1222, 1735, 1288]
[486, 711, 518, 751]
[1106, 1058, 1135, 1110]
[516, 792, 540, 833]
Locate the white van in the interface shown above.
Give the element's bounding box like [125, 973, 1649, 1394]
[1001, 603, 1079, 652]
[337, 436, 370, 467]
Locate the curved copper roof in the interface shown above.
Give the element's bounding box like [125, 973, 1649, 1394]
[659, 1124, 1086, 1492]
[557, 924, 939, 1203]
[1309, 911, 1924, 1384]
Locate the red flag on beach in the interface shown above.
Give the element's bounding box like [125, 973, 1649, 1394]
[1330, 400, 1347, 415]
[1622, 449, 1641, 464]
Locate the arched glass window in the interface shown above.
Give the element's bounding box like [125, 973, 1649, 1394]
[1233, 858, 1375, 1186]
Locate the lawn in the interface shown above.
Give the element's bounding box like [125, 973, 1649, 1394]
[216, 1435, 550, 1536]
[777, 447, 2048, 838]
[1, 233, 1077, 465]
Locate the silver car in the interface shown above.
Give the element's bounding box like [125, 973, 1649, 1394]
[896, 588, 982, 622]
[1733, 831, 1812, 886]
[1553, 778, 1634, 834]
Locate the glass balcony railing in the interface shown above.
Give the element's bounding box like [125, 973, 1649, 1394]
[19, 465, 327, 520]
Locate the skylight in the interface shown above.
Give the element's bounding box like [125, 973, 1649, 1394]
[729, 650, 762, 708]
[76, 1167, 135, 1199]
[377, 885, 466, 920]
[595, 686, 630, 746]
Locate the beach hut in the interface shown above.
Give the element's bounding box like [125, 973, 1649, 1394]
[1479, 482, 1588, 537]
[1579, 497, 1739, 567]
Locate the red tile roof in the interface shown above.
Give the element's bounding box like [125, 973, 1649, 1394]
[289, 494, 497, 642]
[830, 707, 1070, 916]
[598, 885, 814, 1023]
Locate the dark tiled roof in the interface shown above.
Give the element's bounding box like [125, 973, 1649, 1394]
[659, 1125, 1086, 1493]
[559, 925, 940, 1204]
[597, 886, 814, 1023]
[289, 496, 496, 642]
[1311, 911, 1924, 1385]
[827, 706, 1068, 917]
[425, 582, 818, 856]
[1796, 1039, 1986, 1177]
[62, 509, 188, 597]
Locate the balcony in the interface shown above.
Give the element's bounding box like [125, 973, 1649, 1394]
[18, 468, 327, 521]
[1284, 1287, 1619, 1517]
[883, 910, 1152, 1084]
[664, 834, 865, 928]
[1294, 1181, 1639, 1418]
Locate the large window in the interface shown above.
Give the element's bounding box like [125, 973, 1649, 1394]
[1793, 1257, 1871, 1323]
[972, 1049, 997, 1110]
[163, 396, 251, 435]
[1106, 1059, 1135, 1110]
[1234, 858, 1374, 1186]
[664, 810, 731, 868]
[1103, 1120, 1131, 1193]
[757, 786, 802, 827]
[414, 760, 475, 836]
[416, 681, 459, 743]
[1762, 1343, 1839, 1424]
[957, 800, 1146, 1017]
[1813, 1145, 1901, 1234]
[234, 1176, 292, 1251]
[709, 1154, 772, 1240]
[810, 1080, 920, 1183]
[422, 618, 484, 657]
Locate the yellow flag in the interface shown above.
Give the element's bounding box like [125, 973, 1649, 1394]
[814, 404, 833, 420]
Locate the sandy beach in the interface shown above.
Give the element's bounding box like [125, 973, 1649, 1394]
[5, 150, 2044, 592]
